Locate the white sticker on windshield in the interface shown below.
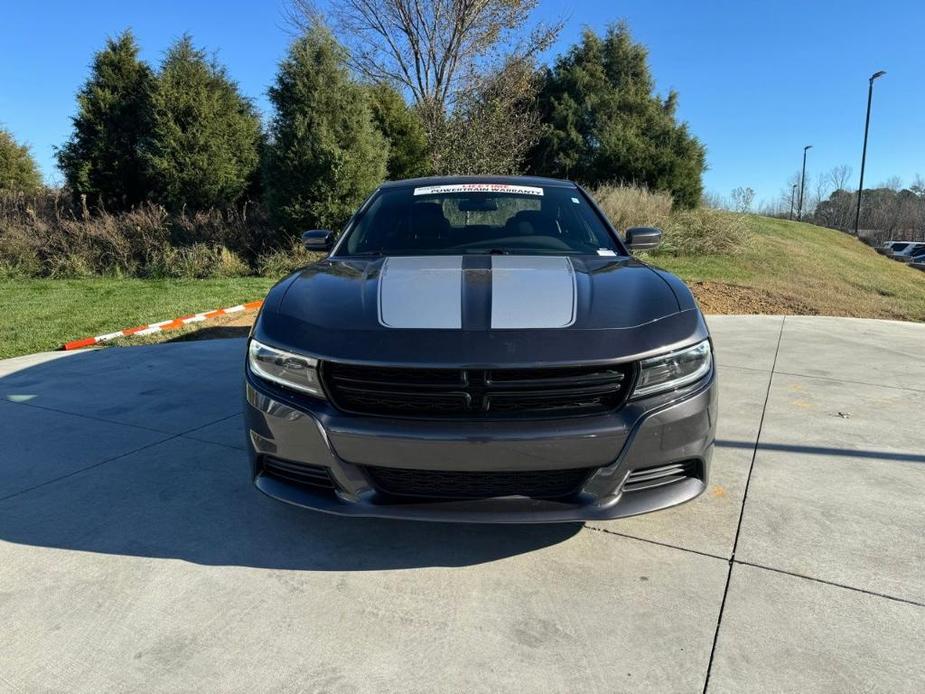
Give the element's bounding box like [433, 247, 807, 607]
[413, 183, 544, 196]
[571, 197, 580, 204]
[597, 249, 617, 256]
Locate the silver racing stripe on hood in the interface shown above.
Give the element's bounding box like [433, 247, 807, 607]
[378, 256, 463, 329]
[490, 256, 576, 329]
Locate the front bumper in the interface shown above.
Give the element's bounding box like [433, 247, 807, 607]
[244, 368, 717, 523]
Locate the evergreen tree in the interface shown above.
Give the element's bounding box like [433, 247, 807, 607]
[529, 23, 706, 208]
[365, 83, 428, 180]
[143, 36, 262, 210]
[56, 30, 155, 210]
[264, 27, 387, 232]
[0, 129, 42, 194]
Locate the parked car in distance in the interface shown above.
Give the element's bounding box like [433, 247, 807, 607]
[891, 242, 925, 262]
[244, 176, 717, 523]
[877, 241, 910, 255]
[905, 245, 925, 266]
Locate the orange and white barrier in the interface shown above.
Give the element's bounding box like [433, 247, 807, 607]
[61, 300, 264, 350]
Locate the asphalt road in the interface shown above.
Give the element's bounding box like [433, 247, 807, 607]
[0, 316, 923, 692]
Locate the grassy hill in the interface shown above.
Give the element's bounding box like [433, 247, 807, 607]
[652, 215, 925, 322]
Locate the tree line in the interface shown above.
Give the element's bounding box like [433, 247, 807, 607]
[1, 0, 707, 238]
[814, 180, 925, 241]
[753, 167, 925, 241]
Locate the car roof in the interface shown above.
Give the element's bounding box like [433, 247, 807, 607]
[379, 175, 578, 190]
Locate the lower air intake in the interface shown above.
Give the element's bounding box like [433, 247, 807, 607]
[365, 465, 595, 500]
[262, 456, 335, 490]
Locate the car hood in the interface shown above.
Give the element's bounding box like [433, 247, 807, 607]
[256, 255, 707, 367]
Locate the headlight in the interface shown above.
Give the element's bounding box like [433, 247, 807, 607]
[248, 339, 326, 398]
[632, 340, 712, 398]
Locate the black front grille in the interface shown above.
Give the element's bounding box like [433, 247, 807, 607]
[623, 460, 700, 493]
[261, 456, 335, 489]
[322, 362, 633, 419]
[365, 465, 595, 500]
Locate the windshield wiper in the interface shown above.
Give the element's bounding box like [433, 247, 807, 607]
[469, 248, 510, 255]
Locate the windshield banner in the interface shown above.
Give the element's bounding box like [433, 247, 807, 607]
[413, 183, 544, 197]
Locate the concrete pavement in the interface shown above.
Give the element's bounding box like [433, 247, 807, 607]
[0, 316, 923, 692]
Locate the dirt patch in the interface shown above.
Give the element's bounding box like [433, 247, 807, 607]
[110, 311, 257, 347]
[689, 281, 818, 315]
[174, 312, 256, 340]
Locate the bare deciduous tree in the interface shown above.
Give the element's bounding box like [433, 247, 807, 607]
[730, 186, 755, 213]
[910, 173, 925, 196]
[879, 175, 903, 191]
[778, 171, 802, 218]
[828, 165, 852, 193]
[289, 0, 561, 174]
[426, 57, 542, 175]
[811, 172, 829, 213]
[700, 191, 726, 209]
[290, 0, 560, 114]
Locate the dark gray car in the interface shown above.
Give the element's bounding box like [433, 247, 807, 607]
[244, 176, 717, 522]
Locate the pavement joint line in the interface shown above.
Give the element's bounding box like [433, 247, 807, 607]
[733, 560, 925, 609]
[770, 369, 925, 394]
[584, 525, 728, 562]
[174, 411, 243, 437]
[713, 363, 773, 375]
[178, 433, 246, 452]
[586, 524, 925, 610]
[0, 434, 179, 504]
[702, 315, 786, 694]
[3, 398, 177, 436]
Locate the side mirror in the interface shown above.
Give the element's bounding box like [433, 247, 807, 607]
[625, 227, 662, 252]
[302, 230, 335, 251]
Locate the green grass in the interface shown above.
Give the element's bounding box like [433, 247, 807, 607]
[0, 277, 276, 359]
[650, 215, 925, 321]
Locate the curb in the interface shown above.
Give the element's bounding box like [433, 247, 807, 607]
[60, 300, 264, 351]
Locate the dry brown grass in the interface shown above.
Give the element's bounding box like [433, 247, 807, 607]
[594, 184, 673, 230]
[1, 185, 752, 279]
[256, 239, 325, 276]
[593, 184, 751, 256]
[0, 192, 290, 279]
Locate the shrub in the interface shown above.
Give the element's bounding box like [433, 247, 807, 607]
[143, 36, 262, 211]
[55, 30, 155, 211]
[264, 26, 387, 233]
[0, 129, 42, 194]
[530, 23, 706, 208]
[365, 83, 428, 180]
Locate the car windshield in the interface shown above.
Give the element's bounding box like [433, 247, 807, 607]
[337, 183, 624, 256]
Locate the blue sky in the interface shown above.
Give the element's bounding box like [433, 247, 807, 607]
[1, 0, 922, 206]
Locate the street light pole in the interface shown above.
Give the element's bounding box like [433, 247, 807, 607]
[789, 184, 797, 220]
[854, 70, 886, 236]
[797, 145, 812, 221]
